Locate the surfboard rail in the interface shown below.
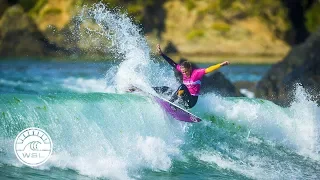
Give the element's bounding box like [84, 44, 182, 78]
[154, 96, 202, 123]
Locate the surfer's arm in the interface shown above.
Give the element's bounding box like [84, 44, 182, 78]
[161, 54, 177, 68]
[205, 61, 229, 74]
[157, 44, 177, 68]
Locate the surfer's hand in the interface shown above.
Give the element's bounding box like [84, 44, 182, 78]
[221, 61, 230, 66]
[156, 44, 163, 55]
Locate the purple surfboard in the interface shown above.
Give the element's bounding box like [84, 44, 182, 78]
[154, 97, 202, 123]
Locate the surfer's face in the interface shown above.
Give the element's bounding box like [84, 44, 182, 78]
[181, 67, 191, 77]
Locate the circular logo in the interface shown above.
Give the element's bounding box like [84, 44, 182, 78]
[14, 127, 53, 166]
[190, 115, 199, 122]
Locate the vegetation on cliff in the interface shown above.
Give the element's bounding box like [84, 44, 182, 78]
[0, 0, 319, 59]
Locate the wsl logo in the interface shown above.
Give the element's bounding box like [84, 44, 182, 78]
[190, 115, 200, 122]
[14, 127, 53, 166]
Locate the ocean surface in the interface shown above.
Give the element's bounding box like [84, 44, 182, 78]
[1, 3, 320, 180]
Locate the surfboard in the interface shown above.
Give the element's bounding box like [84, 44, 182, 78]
[127, 86, 202, 123]
[154, 96, 202, 123]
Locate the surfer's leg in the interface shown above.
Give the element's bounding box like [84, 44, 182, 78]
[179, 85, 192, 108]
[169, 84, 188, 103]
[186, 95, 198, 108]
[174, 84, 198, 108]
[169, 86, 182, 102]
[168, 86, 184, 111]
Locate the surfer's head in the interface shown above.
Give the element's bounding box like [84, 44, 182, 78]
[180, 61, 192, 77]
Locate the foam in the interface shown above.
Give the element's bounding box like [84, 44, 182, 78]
[62, 77, 109, 93]
[0, 92, 185, 179]
[196, 85, 320, 160]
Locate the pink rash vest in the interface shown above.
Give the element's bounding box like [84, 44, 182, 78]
[176, 64, 206, 96]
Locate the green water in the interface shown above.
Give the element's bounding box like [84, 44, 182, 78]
[0, 60, 319, 179]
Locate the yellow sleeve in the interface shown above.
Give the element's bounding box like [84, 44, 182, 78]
[205, 64, 221, 74]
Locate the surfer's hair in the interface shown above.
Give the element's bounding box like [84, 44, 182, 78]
[180, 61, 192, 69]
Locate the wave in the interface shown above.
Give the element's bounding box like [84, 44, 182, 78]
[0, 92, 187, 179]
[195, 85, 320, 159]
[0, 89, 319, 179]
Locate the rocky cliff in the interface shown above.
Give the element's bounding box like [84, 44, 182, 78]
[255, 28, 320, 105]
[0, 0, 319, 61]
[0, 5, 71, 57]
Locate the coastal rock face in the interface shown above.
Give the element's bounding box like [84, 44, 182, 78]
[201, 71, 242, 97]
[164, 41, 179, 54]
[163, 0, 290, 57]
[1, 1, 320, 59]
[0, 0, 8, 17]
[0, 5, 67, 57]
[255, 28, 320, 105]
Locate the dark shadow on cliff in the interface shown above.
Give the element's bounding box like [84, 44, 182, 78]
[141, 0, 166, 39]
[281, 0, 316, 45]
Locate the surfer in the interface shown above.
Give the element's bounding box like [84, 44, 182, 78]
[156, 44, 230, 109]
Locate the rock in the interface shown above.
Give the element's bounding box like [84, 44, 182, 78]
[0, 0, 9, 17]
[141, 0, 166, 37]
[281, 0, 318, 45]
[164, 41, 179, 54]
[0, 5, 70, 57]
[283, 29, 320, 104]
[174, 58, 242, 97]
[43, 19, 81, 55]
[43, 17, 117, 58]
[201, 71, 242, 97]
[255, 27, 320, 105]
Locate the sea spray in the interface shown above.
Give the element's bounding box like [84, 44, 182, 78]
[76, 3, 177, 93]
[195, 84, 320, 160]
[286, 84, 320, 158]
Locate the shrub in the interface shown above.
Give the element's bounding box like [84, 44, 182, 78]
[305, 3, 320, 32]
[18, 0, 38, 11]
[211, 22, 231, 32]
[187, 29, 205, 40]
[43, 8, 62, 16]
